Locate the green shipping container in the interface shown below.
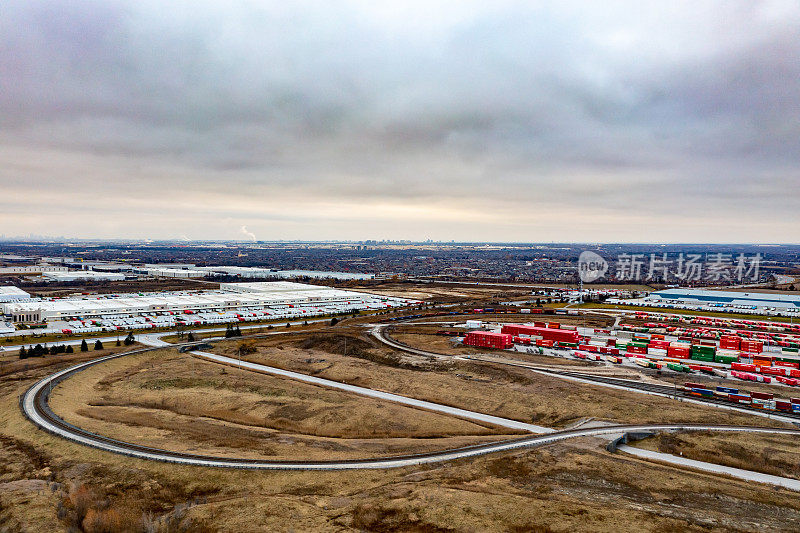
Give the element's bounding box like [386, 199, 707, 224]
[714, 355, 738, 364]
[691, 354, 715, 362]
[692, 346, 715, 356]
[667, 362, 689, 372]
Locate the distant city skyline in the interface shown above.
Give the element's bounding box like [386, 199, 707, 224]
[2, 1, 799, 242]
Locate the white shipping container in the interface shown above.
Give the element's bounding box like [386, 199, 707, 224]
[648, 347, 668, 356]
[465, 320, 483, 329]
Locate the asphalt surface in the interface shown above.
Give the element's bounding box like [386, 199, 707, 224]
[618, 444, 800, 491]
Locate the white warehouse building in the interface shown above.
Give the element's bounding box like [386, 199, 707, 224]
[0, 286, 31, 303]
[1, 281, 414, 323]
[144, 268, 209, 278]
[42, 271, 126, 282]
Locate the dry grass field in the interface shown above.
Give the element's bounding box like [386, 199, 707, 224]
[633, 431, 800, 480]
[3, 328, 800, 531]
[221, 330, 792, 429]
[48, 349, 520, 461]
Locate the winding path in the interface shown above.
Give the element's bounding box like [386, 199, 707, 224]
[20, 342, 800, 471]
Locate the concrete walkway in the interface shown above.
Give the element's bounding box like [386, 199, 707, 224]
[618, 444, 800, 492]
[191, 349, 554, 434]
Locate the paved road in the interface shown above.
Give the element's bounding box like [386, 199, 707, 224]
[191, 349, 553, 434]
[1, 317, 331, 352]
[618, 444, 800, 492]
[21, 349, 800, 470]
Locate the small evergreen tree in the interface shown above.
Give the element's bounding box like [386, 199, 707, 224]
[80, 339, 88, 352]
[49, 345, 59, 355]
[116, 338, 121, 347]
[66, 345, 74, 353]
[94, 340, 103, 350]
[18, 346, 27, 359]
[330, 317, 339, 326]
[124, 332, 135, 346]
[187, 332, 195, 342]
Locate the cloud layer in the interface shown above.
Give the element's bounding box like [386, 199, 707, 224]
[1, 1, 799, 242]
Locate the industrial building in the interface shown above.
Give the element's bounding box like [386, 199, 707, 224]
[144, 267, 208, 278]
[42, 271, 126, 282]
[1, 281, 414, 323]
[0, 265, 68, 275]
[609, 288, 800, 317]
[646, 289, 800, 310]
[0, 286, 31, 303]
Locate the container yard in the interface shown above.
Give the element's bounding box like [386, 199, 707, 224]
[608, 289, 800, 318]
[456, 308, 800, 387]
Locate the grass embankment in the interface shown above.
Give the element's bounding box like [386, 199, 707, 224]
[220, 331, 793, 430]
[0, 343, 143, 378]
[48, 348, 518, 462]
[633, 431, 800, 480]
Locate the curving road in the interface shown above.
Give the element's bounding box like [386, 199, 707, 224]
[20, 338, 800, 471]
[21, 347, 800, 470]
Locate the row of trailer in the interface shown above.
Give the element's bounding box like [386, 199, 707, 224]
[55, 297, 412, 335]
[683, 382, 800, 412]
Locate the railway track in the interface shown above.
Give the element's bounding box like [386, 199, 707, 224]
[372, 322, 800, 424]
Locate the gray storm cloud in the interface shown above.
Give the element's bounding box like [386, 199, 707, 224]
[0, 0, 798, 242]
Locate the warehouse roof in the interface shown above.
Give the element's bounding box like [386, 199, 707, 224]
[649, 289, 800, 308]
[1, 281, 402, 318]
[0, 286, 29, 296]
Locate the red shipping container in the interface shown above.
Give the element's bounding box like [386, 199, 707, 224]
[731, 362, 757, 372]
[464, 331, 513, 349]
[775, 361, 800, 369]
[751, 391, 774, 400]
[501, 324, 579, 344]
[775, 400, 793, 410]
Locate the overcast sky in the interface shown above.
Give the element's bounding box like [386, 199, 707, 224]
[1, 1, 799, 243]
